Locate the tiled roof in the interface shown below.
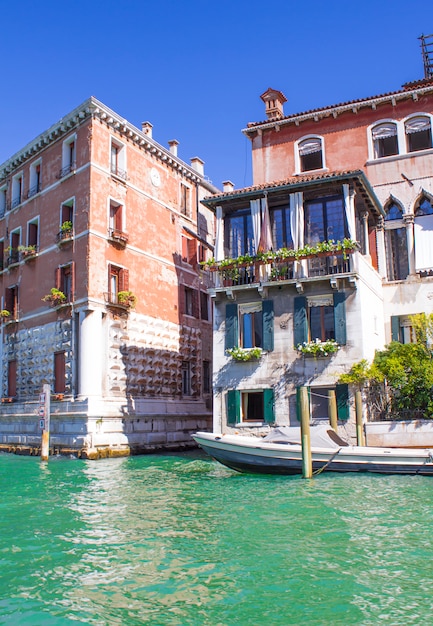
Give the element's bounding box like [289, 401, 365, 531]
[245, 78, 433, 130]
[203, 169, 364, 202]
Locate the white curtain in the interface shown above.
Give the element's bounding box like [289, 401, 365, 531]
[290, 192, 303, 249]
[405, 116, 431, 134]
[214, 206, 224, 261]
[343, 184, 356, 240]
[250, 199, 261, 255]
[299, 138, 322, 155]
[415, 215, 433, 271]
[258, 197, 273, 252]
[371, 123, 397, 140]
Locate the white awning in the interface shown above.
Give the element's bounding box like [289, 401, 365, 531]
[371, 123, 397, 140]
[405, 117, 431, 134]
[299, 138, 322, 155]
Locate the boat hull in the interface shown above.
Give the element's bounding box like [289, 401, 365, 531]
[193, 432, 433, 476]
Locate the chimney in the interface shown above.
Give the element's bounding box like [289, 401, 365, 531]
[168, 140, 179, 157]
[260, 88, 287, 121]
[190, 157, 204, 176]
[141, 121, 153, 138]
[223, 180, 234, 193]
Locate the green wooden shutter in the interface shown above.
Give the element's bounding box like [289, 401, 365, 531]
[262, 300, 274, 351]
[225, 303, 238, 350]
[227, 389, 241, 426]
[391, 316, 401, 342]
[294, 296, 308, 347]
[333, 292, 347, 345]
[335, 383, 349, 421]
[263, 388, 275, 424]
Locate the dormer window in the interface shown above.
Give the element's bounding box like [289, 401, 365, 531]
[297, 137, 324, 172]
[371, 122, 398, 158]
[405, 116, 432, 153]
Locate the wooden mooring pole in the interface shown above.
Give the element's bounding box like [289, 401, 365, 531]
[355, 390, 365, 447]
[328, 390, 338, 432]
[40, 384, 51, 462]
[300, 386, 312, 479]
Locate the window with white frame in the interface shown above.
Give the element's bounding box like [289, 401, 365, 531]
[297, 136, 324, 172]
[27, 218, 39, 248]
[28, 160, 42, 197]
[11, 173, 23, 209]
[0, 185, 7, 216]
[180, 183, 191, 216]
[371, 122, 399, 158]
[405, 116, 432, 153]
[60, 135, 76, 177]
[110, 138, 127, 179]
[384, 202, 409, 281]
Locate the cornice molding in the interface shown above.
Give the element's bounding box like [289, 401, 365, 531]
[242, 84, 433, 136]
[0, 97, 218, 192]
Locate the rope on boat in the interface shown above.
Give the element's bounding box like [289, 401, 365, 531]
[313, 448, 342, 476]
[415, 451, 433, 475]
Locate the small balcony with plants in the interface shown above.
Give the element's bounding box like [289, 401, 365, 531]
[104, 290, 137, 311]
[57, 221, 74, 244]
[18, 245, 38, 262]
[5, 247, 20, 268]
[201, 239, 359, 288]
[296, 339, 340, 358]
[42, 288, 68, 308]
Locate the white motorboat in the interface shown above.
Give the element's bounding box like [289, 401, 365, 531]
[192, 426, 433, 475]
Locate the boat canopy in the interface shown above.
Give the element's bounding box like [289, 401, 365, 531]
[263, 425, 349, 449]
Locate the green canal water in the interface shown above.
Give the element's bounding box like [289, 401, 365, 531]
[1, 451, 433, 626]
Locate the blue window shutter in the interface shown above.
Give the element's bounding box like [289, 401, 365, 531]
[335, 384, 349, 421]
[294, 296, 308, 347]
[227, 389, 241, 426]
[263, 388, 275, 423]
[225, 303, 238, 350]
[333, 292, 346, 345]
[262, 300, 274, 351]
[391, 316, 401, 342]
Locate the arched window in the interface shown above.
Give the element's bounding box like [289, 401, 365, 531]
[371, 122, 398, 158]
[405, 116, 432, 153]
[384, 202, 409, 281]
[298, 137, 323, 172]
[415, 196, 433, 216]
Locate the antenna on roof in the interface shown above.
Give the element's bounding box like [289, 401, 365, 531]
[419, 33, 433, 79]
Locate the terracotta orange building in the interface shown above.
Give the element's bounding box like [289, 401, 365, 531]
[0, 97, 217, 457]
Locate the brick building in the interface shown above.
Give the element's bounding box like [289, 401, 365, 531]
[0, 97, 217, 457]
[204, 75, 433, 440]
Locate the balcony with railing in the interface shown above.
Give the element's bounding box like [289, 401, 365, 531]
[58, 162, 76, 179]
[27, 183, 42, 199]
[110, 165, 128, 181]
[202, 240, 358, 289]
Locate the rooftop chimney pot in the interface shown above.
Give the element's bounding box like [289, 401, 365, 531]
[223, 180, 234, 193]
[190, 157, 204, 176]
[142, 121, 153, 137]
[168, 140, 179, 156]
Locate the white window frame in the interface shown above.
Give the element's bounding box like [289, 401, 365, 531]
[11, 173, 24, 209]
[294, 135, 326, 174]
[61, 134, 77, 176]
[110, 137, 127, 179]
[29, 159, 42, 197]
[404, 113, 433, 153]
[108, 197, 125, 234]
[0, 185, 7, 216]
[368, 119, 401, 160]
[26, 216, 40, 248]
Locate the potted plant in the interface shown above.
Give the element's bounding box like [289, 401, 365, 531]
[117, 291, 137, 309]
[42, 288, 67, 307]
[297, 339, 339, 357]
[226, 347, 263, 362]
[18, 244, 37, 259]
[0, 309, 10, 319]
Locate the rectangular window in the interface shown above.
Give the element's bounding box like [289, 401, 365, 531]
[181, 361, 191, 396]
[27, 220, 39, 247]
[225, 209, 254, 258]
[110, 139, 126, 179]
[54, 351, 66, 393]
[227, 389, 274, 425]
[56, 264, 74, 302]
[180, 183, 191, 216]
[294, 294, 346, 346]
[296, 385, 349, 422]
[391, 315, 417, 344]
[61, 199, 74, 229]
[7, 360, 17, 398]
[108, 264, 129, 304]
[271, 205, 293, 250]
[225, 301, 274, 352]
[304, 196, 347, 244]
[8, 231, 20, 265]
[0, 186, 7, 216]
[60, 135, 76, 177]
[28, 161, 42, 197]
[109, 200, 123, 232]
[0, 241, 4, 271]
[184, 287, 197, 317]
[200, 291, 209, 321]
[5, 285, 18, 319]
[11, 174, 23, 209]
[203, 360, 211, 394]
[181, 236, 197, 265]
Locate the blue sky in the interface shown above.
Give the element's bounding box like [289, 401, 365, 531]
[0, 0, 431, 190]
